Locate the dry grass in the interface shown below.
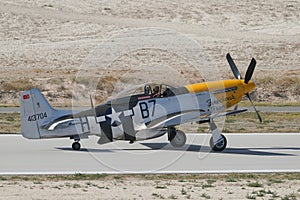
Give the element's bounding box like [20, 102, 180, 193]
[1, 80, 33, 92]
[0, 173, 299, 182]
[222, 112, 300, 133]
[198, 112, 300, 133]
[0, 70, 299, 107]
[0, 113, 20, 134]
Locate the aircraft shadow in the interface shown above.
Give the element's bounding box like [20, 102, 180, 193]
[141, 143, 299, 156]
[55, 147, 113, 153]
[55, 144, 299, 156]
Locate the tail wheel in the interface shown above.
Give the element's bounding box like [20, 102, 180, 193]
[170, 130, 187, 148]
[210, 134, 227, 152]
[72, 141, 81, 150]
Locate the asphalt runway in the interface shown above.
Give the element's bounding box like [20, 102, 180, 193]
[0, 133, 299, 175]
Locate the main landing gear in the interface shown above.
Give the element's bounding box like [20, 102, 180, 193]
[209, 119, 227, 152]
[72, 139, 81, 151]
[210, 134, 227, 152]
[168, 127, 187, 147]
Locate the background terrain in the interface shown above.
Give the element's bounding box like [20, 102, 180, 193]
[0, 0, 299, 106]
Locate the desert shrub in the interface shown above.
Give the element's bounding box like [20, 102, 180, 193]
[2, 80, 33, 92]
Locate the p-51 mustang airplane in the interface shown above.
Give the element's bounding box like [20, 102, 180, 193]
[20, 53, 262, 151]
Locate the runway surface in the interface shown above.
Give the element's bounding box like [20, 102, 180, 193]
[0, 133, 299, 175]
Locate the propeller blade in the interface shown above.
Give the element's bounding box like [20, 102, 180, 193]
[226, 53, 242, 79]
[246, 93, 263, 123]
[89, 95, 94, 109]
[244, 58, 256, 84]
[233, 104, 238, 111]
[89, 95, 97, 117]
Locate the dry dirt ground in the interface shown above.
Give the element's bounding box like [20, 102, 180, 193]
[0, 174, 299, 200]
[0, 0, 299, 106]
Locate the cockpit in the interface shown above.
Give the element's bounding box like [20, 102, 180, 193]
[107, 84, 177, 105]
[144, 84, 175, 98]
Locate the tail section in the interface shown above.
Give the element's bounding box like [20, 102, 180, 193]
[20, 88, 57, 139]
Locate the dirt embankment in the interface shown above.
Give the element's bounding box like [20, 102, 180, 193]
[0, 0, 299, 106]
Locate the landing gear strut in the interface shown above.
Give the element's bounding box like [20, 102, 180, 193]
[209, 119, 227, 152]
[72, 140, 81, 151]
[168, 127, 187, 148]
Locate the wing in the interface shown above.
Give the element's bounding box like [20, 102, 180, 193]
[146, 109, 248, 129]
[146, 110, 210, 129]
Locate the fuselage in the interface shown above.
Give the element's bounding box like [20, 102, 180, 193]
[90, 79, 256, 141]
[20, 79, 256, 142]
[185, 79, 256, 109]
[21, 52, 259, 151]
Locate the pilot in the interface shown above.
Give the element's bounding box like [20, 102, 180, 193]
[152, 86, 160, 98]
[162, 87, 171, 97]
[144, 85, 151, 95]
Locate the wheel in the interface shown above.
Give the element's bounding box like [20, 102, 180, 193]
[170, 130, 187, 148]
[72, 142, 81, 150]
[210, 134, 227, 152]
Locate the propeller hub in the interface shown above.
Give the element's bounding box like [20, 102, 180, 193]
[243, 81, 256, 95]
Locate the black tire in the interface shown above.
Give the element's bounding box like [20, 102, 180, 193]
[170, 130, 187, 148]
[210, 134, 227, 152]
[72, 142, 81, 150]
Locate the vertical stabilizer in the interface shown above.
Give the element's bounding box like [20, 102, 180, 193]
[20, 88, 56, 139]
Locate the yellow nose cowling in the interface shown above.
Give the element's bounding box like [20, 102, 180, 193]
[243, 81, 256, 94]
